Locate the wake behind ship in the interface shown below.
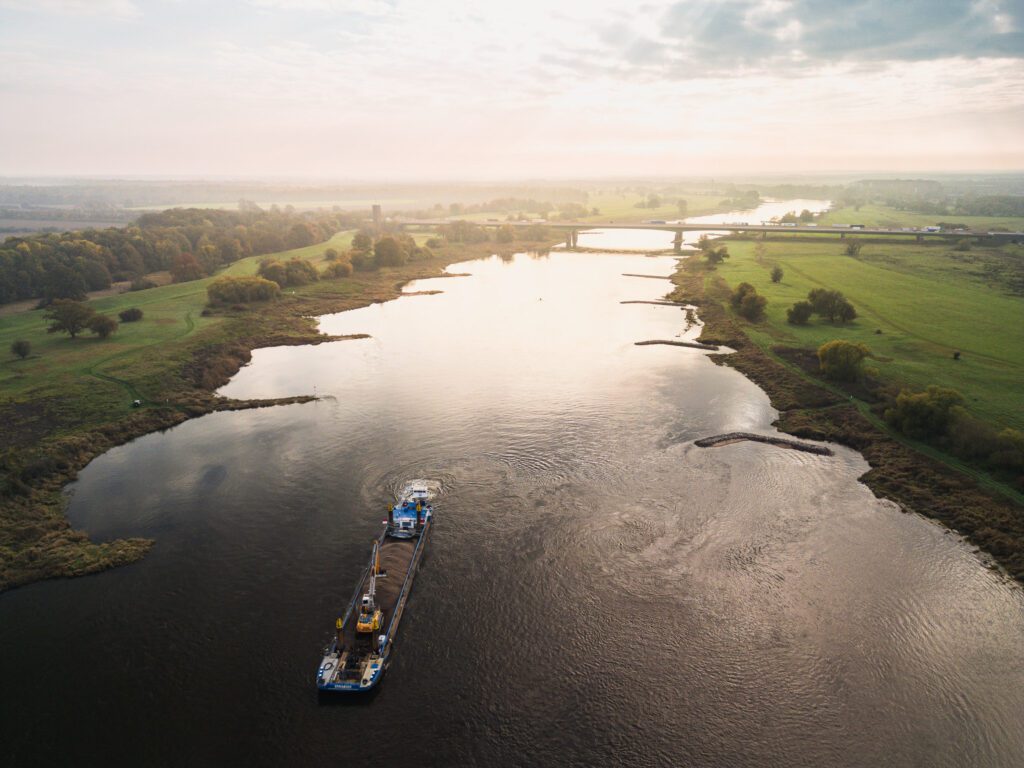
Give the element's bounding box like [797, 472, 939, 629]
[316, 483, 433, 692]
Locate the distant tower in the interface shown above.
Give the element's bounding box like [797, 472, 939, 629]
[372, 204, 382, 233]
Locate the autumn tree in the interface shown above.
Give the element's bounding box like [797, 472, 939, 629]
[885, 385, 965, 440]
[88, 314, 119, 339]
[374, 236, 407, 267]
[817, 340, 870, 381]
[44, 299, 96, 338]
[171, 253, 204, 283]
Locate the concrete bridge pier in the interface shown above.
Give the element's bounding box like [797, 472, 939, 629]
[673, 230, 683, 253]
[566, 230, 578, 248]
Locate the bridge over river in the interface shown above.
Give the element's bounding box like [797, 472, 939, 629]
[397, 218, 1024, 251]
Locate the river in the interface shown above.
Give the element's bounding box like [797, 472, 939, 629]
[1, 201, 1023, 767]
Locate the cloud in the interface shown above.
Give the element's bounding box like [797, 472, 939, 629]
[247, 0, 393, 14]
[567, 0, 1024, 81]
[0, 0, 139, 17]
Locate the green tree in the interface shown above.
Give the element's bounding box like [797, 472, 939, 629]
[323, 248, 339, 261]
[835, 299, 857, 324]
[807, 288, 856, 324]
[770, 265, 784, 283]
[885, 386, 965, 440]
[44, 264, 88, 301]
[118, 307, 143, 322]
[88, 314, 118, 339]
[351, 231, 373, 252]
[44, 299, 96, 338]
[739, 292, 767, 321]
[11, 340, 31, 359]
[817, 340, 870, 381]
[731, 282, 757, 308]
[844, 239, 863, 256]
[786, 300, 813, 325]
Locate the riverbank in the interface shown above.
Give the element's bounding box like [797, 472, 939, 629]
[669, 258, 1024, 583]
[0, 238, 542, 592]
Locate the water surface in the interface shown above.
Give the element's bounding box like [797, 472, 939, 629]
[1, 224, 1022, 768]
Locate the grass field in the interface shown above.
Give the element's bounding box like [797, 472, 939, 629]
[711, 238, 1024, 430]
[0, 230, 357, 428]
[818, 203, 1024, 232]
[450, 193, 730, 225]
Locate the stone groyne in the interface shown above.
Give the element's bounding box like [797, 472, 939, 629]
[694, 432, 834, 455]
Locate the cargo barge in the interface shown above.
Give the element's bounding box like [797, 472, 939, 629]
[316, 484, 433, 692]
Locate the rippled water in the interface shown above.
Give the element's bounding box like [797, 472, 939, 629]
[2, 219, 1023, 767]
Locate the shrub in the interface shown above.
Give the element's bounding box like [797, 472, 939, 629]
[705, 246, 729, 266]
[425, 237, 443, 249]
[496, 224, 515, 243]
[259, 258, 318, 286]
[206, 276, 281, 305]
[770, 265, 783, 283]
[350, 250, 377, 271]
[323, 248, 339, 261]
[954, 239, 972, 252]
[258, 260, 288, 286]
[730, 283, 766, 321]
[884, 385, 965, 440]
[817, 340, 870, 381]
[844, 239, 862, 256]
[285, 258, 319, 285]
[787, 300, 813, 325]
[129, 278, 157, 292]
[11, 340, 31, 359]
[739, 292, 767, 320]
[87, 314, 118, 339]
[730, 282, 757, 308]
[322, 260, 354, 278]
[374, 236, 407, 267]
[410, 245, 433, 262]
[119, 307, 144, 322]
[352, 231, 374, 251]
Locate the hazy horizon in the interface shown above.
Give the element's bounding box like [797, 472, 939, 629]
[2, 0, 1023, 178]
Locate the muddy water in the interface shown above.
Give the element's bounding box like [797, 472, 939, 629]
[1, 229, 1022, 767]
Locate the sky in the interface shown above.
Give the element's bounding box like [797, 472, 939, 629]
[1, 0, 1023, 179]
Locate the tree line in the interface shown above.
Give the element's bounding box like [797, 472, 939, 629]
[0, 205, 362, 305]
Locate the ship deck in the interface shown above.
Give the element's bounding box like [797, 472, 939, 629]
[341, 535, 418, 648]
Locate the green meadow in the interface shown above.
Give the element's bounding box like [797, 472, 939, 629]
[0, 230, 357, 427]
[818, 203, 1024, 232]
[710, 238, 1024, 431]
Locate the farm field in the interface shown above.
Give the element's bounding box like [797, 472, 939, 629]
[818, 203, 1024, 232]
[710, 238, 1024, 431]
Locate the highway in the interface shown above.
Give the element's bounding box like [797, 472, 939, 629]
[396, 218, 1024, 244]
